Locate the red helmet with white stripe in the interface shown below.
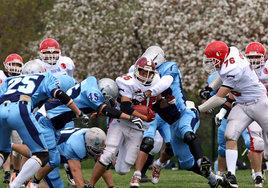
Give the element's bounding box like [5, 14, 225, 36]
[134, 57, 156, 86]
[203, 41, 229, 73]
[39, 38, 61, 65]
[245, 42, 266, 70]
[3, 54, 23, 76]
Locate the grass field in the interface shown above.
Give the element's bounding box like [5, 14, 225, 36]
[0, 168, 264, 188]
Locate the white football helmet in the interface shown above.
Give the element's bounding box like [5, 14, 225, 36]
[98, 78, 119, 107]
[141, 46, 166, 68]
[85, 127, 106, 159]
[22, 60, 45, 75]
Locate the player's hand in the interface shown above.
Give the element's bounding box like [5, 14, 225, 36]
[130, 116, 143, 129]
[77, 111, 89, 126]
[132, 91, 147, 104]
[214, 108, 227, 126]
[199, 86, 213, 100]
[147, 109, 156, 122]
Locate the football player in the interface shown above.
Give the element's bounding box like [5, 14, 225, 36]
[35, 38, 77, 185]
[87, 57, 159, 188]
[131, 47, 224, 188]
[0, 60, 85, 188]
[26, 77, 143, 186]
[35, 38, 75, 77]
[1, 54, 24, 184]
[200, 70, 264, 187]
[198, 41, 268, 188]
[13, 127, 106, 188]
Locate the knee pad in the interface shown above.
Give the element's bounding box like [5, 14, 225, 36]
[99, 149, 116, 166]
[140, 137, 154, 154]
[48, 148, 61, 167]
[32, 151, 50, 167]
[184, 131, 196, 144]
[165, 143, 174, 156]
[0, 151, 10, 163]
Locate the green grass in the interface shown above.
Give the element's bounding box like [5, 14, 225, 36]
[0, 168, 263, 188]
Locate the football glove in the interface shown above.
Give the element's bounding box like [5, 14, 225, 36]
[132, 91, 147, 104]
[214, 108, 227, 126]
[130, 116, 143, 129]
[77, 111, 89, 126]
[199, 86, 213, 100]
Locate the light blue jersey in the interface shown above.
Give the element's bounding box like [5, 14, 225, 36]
[0, 72, 59, 109]
[157, 62, 187, 112]
[0, 73, 59, 153]
[44, 76, 104, 129]
[44, 128, 89, 188]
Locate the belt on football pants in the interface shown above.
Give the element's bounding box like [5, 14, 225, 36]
[1, 95, 31, 105]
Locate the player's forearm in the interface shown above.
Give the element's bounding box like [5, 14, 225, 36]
[209, 74, 222, 90]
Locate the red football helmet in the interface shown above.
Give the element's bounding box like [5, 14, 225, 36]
[39, 38, 61, 65]
[134, 57, 156, 86]
[203, 41, 229, 73]
[245, 42, 266, 70]
[3, 54, 23, 76]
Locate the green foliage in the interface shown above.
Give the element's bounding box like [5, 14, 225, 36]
[0, 0, 54, 65]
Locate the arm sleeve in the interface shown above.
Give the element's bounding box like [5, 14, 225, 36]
[150, 75, 174, 96]
[43, 73, 60, 98]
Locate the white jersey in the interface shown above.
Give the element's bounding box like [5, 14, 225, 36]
[0, 70, 7, 88]
[115, 72, 161, 130]
[219, 47, 266, 103]
[256, 60, 268, 91]
[35, 56, 75, 77]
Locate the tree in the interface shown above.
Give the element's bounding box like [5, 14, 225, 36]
[0, 0, 54, 65]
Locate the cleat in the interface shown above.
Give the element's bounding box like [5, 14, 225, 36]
[151, 161, 162, 184]
[3, 171, 11, 184]
[130, 175, 141, 188]
[64, 163, 76, 186]
[200, 156, 211, 177]
[226, 171, 238, 188]
[209, 175, 223, 188]
[254, 175, 264, 187]
[140, 174, 150, 183]
[26, 180, 39, 188]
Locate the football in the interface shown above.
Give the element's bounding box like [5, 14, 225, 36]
[132, 105, 152, 116]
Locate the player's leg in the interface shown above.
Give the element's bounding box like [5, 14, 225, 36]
[141, 130, 163, 183]
[8, 103, 49, 188]
[217, 118, 227, 176]
[42, 167, 65, 188]
[225, 103, 253, 188]
[246, 122, 265, 186]
[10, 130, 23, 184]
[130, 115, 159, 186]
[29, 115, 61, 185]
[2, 155, 11, 184]
[89, 120, 124, 186]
